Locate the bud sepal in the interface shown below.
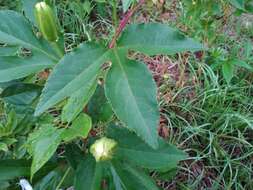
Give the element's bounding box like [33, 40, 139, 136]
[34, 2, 59, 42]
[90, 137, 117, 162]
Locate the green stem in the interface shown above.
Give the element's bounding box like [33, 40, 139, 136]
[51, 41, 64, 58]
[55, 167, 71, 190]
[83, 24, 92, 42]
[112, 0, 118, 28]
[109, 0, 145, 48]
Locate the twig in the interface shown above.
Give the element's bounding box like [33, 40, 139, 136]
[55, 167, 71, 190]
[109, 0, 145, 49]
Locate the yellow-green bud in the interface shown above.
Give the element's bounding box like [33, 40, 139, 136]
[34, 2, 59, 42]
[90, 137, 117, 162]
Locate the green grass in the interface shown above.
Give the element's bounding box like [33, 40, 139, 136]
[0, 0, 20, 10]
[136, 1, 253, 189]
[55, 0, 114, 50]
[160, 81, 253, 189]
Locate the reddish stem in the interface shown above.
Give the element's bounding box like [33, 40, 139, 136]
[109, 0, 145, 49]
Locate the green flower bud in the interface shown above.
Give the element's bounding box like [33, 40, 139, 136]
[34, 2, 59, 42]
[90, 137, 117, 162]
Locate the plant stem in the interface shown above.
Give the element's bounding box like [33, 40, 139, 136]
[83, 23, 92, 42]
[51, 41, 64, 58]
[55, 167, 71, 190]
[112, 0, 118, 27]
[109, 0, 145, 49]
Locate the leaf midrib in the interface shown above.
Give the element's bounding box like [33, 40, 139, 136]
[117, 44, 203, 52]
[0, 63, 52, 71]
[36, 50, 109, 115]
[0, 64, 52, 82]
[0, 31, 58, 61]
[119, 147, 184, 159]
[112, 48, 154, 142]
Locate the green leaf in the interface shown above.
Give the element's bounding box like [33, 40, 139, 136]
[22, 0, 40, 25]
[105, 50, 159, 149]
[65, 143, 85, 170]
[111, 161, 159, 190]
[35, 43, 109, 116]
[27, 125, 64, 177]
[122, 0, 134, 12]
[0, 160, 30, 181]
[62, 113, 92, 142]
[87, 85, 114, 123]
[0, 10, 58, 61]
[109, 167, 123, 190]
[243, 40, 252, 58]
[1, 83, 42, 107]
[229, 0, 245, 10]
[222, 61, 235, 84]
[34, 166, 75, 190]
[1, 83, 42, 98]
[107, 125, 187, 171]
[0, 109, 17, 137]
[156, 168, 178, 181]
[0, 142, 8, 152]
[231, 59, 253, 71]
[62, 78, 97, 123]
[118, 23, 204, 56]
[0, 46, 19, 56]
[0, 52, 55, 83]
[1, 137, 17, 146]
[34, 170, 62, 190]
[74, 156, 103, 190]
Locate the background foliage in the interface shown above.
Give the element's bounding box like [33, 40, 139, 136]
[0, 0, 253, 189]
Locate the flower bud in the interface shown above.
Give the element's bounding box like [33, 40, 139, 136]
[34, 2, 59, 42]
[90, 137, 117, 162]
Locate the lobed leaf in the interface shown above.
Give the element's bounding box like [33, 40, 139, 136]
[26, 125, 64, 177]
[0, 83, 42, 98]
[1, 83, 42, 108]
[107, 125, 187, 171]
[21, 0, 40, 25]
[0, 52, 54, 83]
[65, 144, 85, 170]
[61, 113, 92, 142]
[111, 161, 159, 190]
[61, 78, 97, 123]
[74, 156, 103, 190]
[0, 10, 58, 61]
[118, 23, 204, 56]
[0, 160, 30, 181]
[0, 46, 19, 56]
[87, 85, 114, 123]
[35, 43, 110, 116]
[105, 50, 159, 149]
